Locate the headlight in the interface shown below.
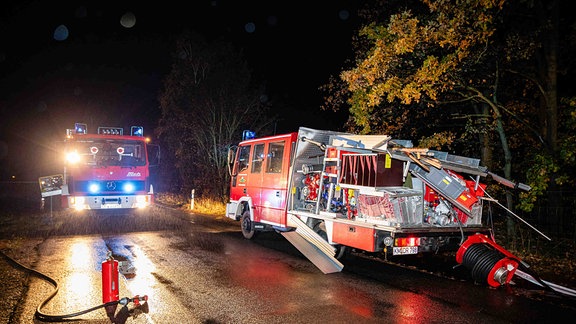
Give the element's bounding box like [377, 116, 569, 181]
[70, 197, 86, 211]
[135, 195, 149, 208]
[66, 151, 81, 163]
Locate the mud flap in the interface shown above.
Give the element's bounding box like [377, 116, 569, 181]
[281, 215, 344, 274]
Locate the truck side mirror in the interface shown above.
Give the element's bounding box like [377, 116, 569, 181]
[147, 144, 161, 167]
[227, 146, 237, 176]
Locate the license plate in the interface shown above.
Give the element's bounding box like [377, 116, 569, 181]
[393, 246, 418, 255]
[102, 204, 122, 209]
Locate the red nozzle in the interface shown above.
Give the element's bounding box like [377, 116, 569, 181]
[132, 295, 148, 306]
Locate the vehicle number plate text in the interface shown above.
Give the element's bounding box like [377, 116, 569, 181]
[102, 204, 122, 209]
[393, 246, 418, 255]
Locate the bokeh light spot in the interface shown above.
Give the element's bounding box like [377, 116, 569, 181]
[53, 25, 69, 41]
[245, 22, 256, 33]
[338, 9, 350, 21]
[120, 12, 137, 28]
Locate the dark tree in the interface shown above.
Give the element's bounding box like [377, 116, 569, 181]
[156, 32, 274, 200]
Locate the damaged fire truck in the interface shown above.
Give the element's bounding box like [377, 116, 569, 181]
[226, 127, 540, 288]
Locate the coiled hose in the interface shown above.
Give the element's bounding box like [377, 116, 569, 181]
[461, 243, 506, 285]
[0, 249, 142, 322]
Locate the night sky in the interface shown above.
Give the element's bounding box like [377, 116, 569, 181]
[0, 1, 359, 180]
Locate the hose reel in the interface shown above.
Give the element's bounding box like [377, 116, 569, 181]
[456, 234, 520, 287]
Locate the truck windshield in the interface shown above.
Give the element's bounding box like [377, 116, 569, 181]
[67, 139, 146, 167]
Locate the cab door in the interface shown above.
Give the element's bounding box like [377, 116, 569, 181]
[247, 143, 265, 221]
[230, 144, 255, 203]
[260, 139, 290, 226]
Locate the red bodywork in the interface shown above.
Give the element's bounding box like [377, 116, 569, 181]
[229, 132, 297, 227]
[63, 131, 154, 210]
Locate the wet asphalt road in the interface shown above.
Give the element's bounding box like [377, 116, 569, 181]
[1, 205, 575, 323]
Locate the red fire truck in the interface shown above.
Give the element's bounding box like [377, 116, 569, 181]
[61, 123, 159, 211]
[226, 127, 533, 287]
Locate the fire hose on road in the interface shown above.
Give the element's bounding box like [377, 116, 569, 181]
[0, 249, 148, 323]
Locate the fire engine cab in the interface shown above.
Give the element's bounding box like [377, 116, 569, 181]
[61, 123, 159, 211]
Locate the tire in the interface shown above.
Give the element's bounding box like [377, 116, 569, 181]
[313, 221, 349, 260]
[240, 211, 256, 240]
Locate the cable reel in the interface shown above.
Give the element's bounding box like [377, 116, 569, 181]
[456, 233, 520, 287]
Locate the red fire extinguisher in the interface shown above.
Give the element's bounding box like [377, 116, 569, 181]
[102, 251, 120, 318]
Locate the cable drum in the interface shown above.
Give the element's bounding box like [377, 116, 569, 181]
[456, 233, 576, 295]
[461, 243, 507, 286]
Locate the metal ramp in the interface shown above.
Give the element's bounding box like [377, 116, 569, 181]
[281, 214, 344, 274]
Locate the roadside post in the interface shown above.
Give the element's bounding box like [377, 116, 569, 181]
[190, 189, 195, 210]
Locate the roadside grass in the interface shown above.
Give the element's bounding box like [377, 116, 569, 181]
[155, 192, 226, 216]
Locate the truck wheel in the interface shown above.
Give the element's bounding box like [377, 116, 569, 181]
[313, 222, 349, 260]
[241, 211, 256, 240]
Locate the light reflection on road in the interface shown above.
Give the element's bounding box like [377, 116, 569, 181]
[67, 241, 94, 300]
[122, 242, 157, 302]
[55, 235, 159, 322]
[333, 284, 374, 318]
[224, 240, 379, 319]
[65, 272, 92, 301]
[70, 241, 91, 270]
[53, 237, 101, 315]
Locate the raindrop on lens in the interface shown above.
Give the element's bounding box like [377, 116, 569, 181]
[54, 25, 69, 41]
[245, 22, 256, 33]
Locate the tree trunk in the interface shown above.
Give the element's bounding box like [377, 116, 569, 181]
[474, 89, 516, 246]
[479, 104, 494, 170]
[492, 109, 516, 247]
[539, 0, 560, 210]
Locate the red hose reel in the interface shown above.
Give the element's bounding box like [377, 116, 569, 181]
[456, 233, 520, 287]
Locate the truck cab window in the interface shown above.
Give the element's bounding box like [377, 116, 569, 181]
[236, 145, 251, 173]
[67, 140, 146, 167]
[266, 141, 284, 173]
[251, 144, 264, 173]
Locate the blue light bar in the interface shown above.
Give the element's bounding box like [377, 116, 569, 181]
[131, 126, 144, 137]
[98, 127, 123, 135]
[75, 123, 88, 134]
[242, 130, 256, 140]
